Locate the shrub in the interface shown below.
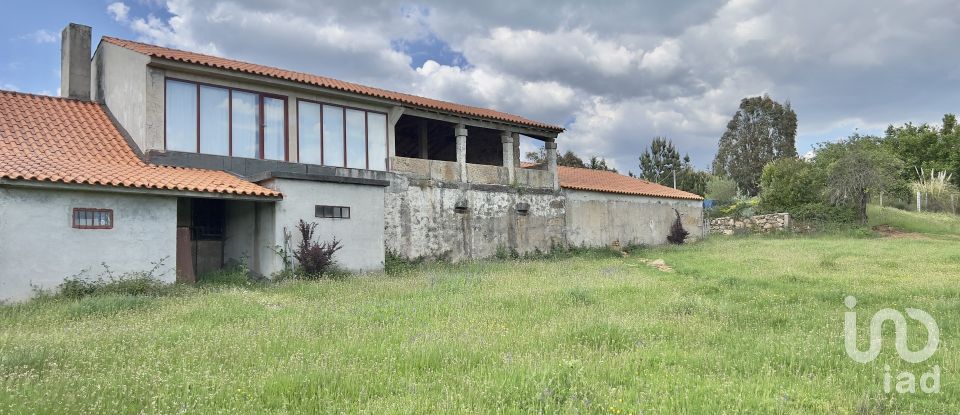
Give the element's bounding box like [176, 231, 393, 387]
[790, 202, 857, 224]
[706, 176, 738, 204]
[718, 195, 759, 219]
[667, 209, 689, 244]
[758, 158, 823, 213]
[292, 220, 343, 279]
[494, 245, 520, 260]
[43, 259, 181, 300]
[197, 262, 259, 286]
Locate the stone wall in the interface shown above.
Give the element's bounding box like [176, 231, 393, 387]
[709, 213, 791, 235]
[384, 174, 566, 262]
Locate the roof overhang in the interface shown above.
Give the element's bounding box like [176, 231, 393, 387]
[0, 178, 283, 201]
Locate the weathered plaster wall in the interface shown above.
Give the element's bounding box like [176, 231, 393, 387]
[92, 42, 151, 150]
[0, 187, 177, 302]
[222, 200, 278, 276]
[385, 175, 566, 261]
[565, 189, 704, 247]
[258, 178, 386, 274]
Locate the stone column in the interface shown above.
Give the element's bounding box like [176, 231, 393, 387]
[545, 141, 559, 190]
[418, 120, 429, 159]
[455, 123, 468, 182]
[501, 132, 515, 184]
[512, 132, 521, 168]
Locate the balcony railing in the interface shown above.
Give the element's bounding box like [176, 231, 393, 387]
[389, 156, 553, 189]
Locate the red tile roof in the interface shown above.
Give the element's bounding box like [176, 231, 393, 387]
[102, 37, 564, 133]
[0, 90, 280, 198]
[522, 163, 702, 200]
[558, 166, 702, 200]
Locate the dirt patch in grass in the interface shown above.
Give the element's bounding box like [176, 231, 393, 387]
[872, 224, 929, 240]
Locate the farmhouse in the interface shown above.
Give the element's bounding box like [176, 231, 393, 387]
[0, 23, 702, 301]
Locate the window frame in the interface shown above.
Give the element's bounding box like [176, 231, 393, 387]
[164, 77, 289, 161]
[72, 208, 114, 230]
[314, 205, 351, 219]
[296, 98, 389, 170]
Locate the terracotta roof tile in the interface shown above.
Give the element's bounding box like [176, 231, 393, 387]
[558, 166, 702, 200]
[101, 36, 563, 133]
[521, 163, 702, 200]
[0, 90, 280, 198]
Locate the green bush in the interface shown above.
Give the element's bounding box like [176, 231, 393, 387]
[47, 260, 182, 300]
[197, 263, 260, 286]
[790, 202, 857, 224]
[758, 158, 823, 213]
[706, 176, 738, 204]
[384, 249, 423, 277]
[718, 196, 759, 219]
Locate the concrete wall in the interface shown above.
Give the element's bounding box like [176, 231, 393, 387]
[0, 187, 177, 302]
[385, 175, 566, 262]
[257, 178, 385, 274]
[222, 200, 278, 276]
[564, 189, 704, 247]
[92, 42, 151, 150]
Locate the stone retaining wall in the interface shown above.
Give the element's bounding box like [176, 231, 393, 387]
[709, 213, 790, 235]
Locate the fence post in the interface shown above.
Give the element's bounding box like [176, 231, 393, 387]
[917, 191, 922, 212]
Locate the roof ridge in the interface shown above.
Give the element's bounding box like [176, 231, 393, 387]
[0, 89, 95, 104]
[101, 36, 563, 132]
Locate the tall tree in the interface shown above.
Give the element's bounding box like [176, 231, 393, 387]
[588, 156, 617, 172]
[637, 138, 708, 195]
[525, 148, 614, 171]
[712, 95, 798, 195]
[882, 114, 960, 188]
[638, 137, 682, 186]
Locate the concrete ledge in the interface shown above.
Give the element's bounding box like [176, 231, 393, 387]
[403, 178, 559, 195]
[146, 150, 390, 182]
[250, 171, 390, 187]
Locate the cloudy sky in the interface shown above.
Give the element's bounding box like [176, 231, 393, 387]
[3, 0, 960, 173]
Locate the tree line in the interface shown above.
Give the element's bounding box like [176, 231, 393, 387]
[534, 94, 959, 224]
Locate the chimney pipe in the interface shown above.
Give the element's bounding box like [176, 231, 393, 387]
[60, 23, 92, 100]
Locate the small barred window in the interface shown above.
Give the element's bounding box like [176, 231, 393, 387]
[73, 208, 113, 229]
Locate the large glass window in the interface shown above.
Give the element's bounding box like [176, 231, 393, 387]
[345, 109, 366, 169]
[367, 112, 387, 170]
[263, 97, 286, 161]
[232, 91, 259, 158]
[301, 101, 387, 170]
[164, 78, 286, 160]
[199, 86, 229, 156]
[297, 101, 322, 165]
[165, 80, 197, 152]
[323, 105, 344, 167]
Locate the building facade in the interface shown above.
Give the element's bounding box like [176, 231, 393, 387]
[0, 23, 703, 302]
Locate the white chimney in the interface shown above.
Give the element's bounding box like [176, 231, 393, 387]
[60, 23, 91, 100]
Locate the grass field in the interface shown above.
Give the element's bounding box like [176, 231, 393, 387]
[2, 214, 959, 413]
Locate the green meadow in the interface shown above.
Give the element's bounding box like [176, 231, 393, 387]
[2, 210, 959, 413]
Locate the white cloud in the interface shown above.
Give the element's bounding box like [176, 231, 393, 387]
[1, 84, 19, 91]
[107, 2, 131, 23]
[20, 30, 57, 44]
